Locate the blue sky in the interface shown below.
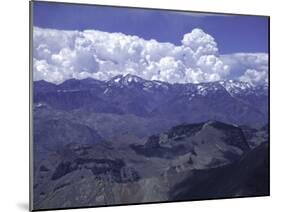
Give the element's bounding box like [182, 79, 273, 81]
[32, 1, 268, 85]
[33, 1, 268, 54]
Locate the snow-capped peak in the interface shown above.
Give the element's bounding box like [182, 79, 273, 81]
[106, 75, 267, 97]
[108, 74, 145, 86]
[123, 74, 145, 84]
[218, 80, 268, 97]
[219, 80, 254, 96]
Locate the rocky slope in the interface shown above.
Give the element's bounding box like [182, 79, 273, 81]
[33, 120, 268, 210]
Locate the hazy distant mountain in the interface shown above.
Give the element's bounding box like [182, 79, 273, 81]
[34, 75, 268, 125]
[34, 118, 104, 152]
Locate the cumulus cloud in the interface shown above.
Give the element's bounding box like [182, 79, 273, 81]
[221, 53, 268, 85]
[239, 69, 268, 86]
[33, 27, 268, 85]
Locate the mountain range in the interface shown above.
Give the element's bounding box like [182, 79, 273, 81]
[34, 74, 268, 125]
[32, 74, 269, 210]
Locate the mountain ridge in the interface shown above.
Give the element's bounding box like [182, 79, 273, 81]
[34, 74, 268, 102]
[33, 74, 268, 125]
[34, 74, 268, 92]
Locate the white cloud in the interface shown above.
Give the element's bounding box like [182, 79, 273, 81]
[33, 27, 268, 85]
[181, 28, 218, 57]
[239, 69, 268, 86]
[221, 53, 268, 85]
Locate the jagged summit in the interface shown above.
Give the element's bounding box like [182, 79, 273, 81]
[34, 75, 268, 94]
[108, 74, 146, 85]
[33, 75, 268, 99]
[33, 75, 268, 124]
